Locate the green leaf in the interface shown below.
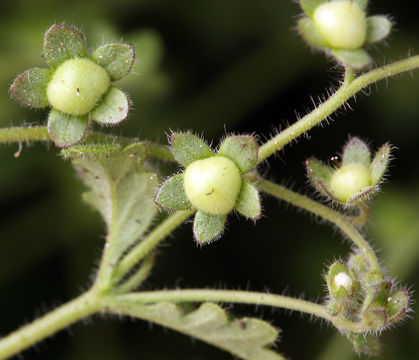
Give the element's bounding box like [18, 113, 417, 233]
[297, 18, 328, 48]
[305, 158, 334, 197]
[193, 211, 226, 244]
[47, 109, 88, 147]
[91, 87, 129, 125]
[171, 132, 213, 167]
[110, 300, 284, 360]
[370, 143, 391, 185]
[43, 24, 87, 68]
[346, 185, 378, 205]
[235, 182, 261, 220]
[300, 0, 328, 17]
[342, 137, 371, 168]
[218, 135, 258, 174]
[345, 331, 381, 356]
[91, 43, 135, 81]
[63, 143, 158, 264]
[9, 68, 51, 108]
[155, 174, 191, 211]
[331, 48, 372, 70]
[365, 16, 392, 44]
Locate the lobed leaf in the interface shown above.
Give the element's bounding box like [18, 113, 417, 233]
[342, 137, 371, 168]
[47, 109, 88, 148]
[43, 24, 87, 68]
[300, 0, 328, 18]
[91, 86, 129, 125]
[110, 300, 284, 360]
[365, 16, 392, 44]
[297, 18, 328, 48]
[64, 143, 158, 264]
[91, 43, 135, 81]
[155, 174, 191, 211]
[171, 132, 213, 167]
[370, 143, 391, 185]
[331, 48, 372, 70]
[235, 182, 261, 220]
[218, 135, 258, 174]
[193, 211, 226, 245]
[9, 68, 51, 108]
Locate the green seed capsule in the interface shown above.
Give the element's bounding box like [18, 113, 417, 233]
[47, 58, 110, 115]
[330, 163, 372, 202]
[313, 1, 367, 50]
[183, 156, 242, 215]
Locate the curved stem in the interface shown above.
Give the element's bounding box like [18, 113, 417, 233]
[0, 290, 102, 360]
[114, 255, 155, 294]
[257, 177, 380, 271]
[111, 289, 368, 333]
[257, 55, 419, 163]
[112, 209, 195, 283]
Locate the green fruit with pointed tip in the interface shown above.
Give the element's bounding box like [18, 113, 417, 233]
[330, 163, 372, 202]
[313, 1, 367, 50]
[47, 58, 110, 115]
[183, 156, 242, 215]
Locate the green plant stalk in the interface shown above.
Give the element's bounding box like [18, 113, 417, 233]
[112, 209, 195, 283]
[114, 255, 155, 294]
[258, 55, 419, 163]
[257, 177, 380, 271]
[0, 126, 49, 143]
[0, 126, 173, 162]
[110, 289, 369, 332]
[0, 290, 102, 360]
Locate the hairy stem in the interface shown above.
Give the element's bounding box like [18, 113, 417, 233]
[111, 289, 369, 333]
[257, 55, 419, 163]
[0, 126, 173, 162]
[114, 255, 155, 294]
[257, 177, 380, 271]
[113, 209, 195, 283]
[0, 290, 102, 360]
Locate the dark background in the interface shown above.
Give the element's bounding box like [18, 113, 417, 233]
[1, 0, 419, 359]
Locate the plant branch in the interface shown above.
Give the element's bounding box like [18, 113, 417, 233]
[0, 290, 102, 360]
[112, 209, 195, 283]
[257, 177, 380, 271]
[257, 55, 419, 163]
[110, 289, 369, 333]
[0, 126, 174, 162]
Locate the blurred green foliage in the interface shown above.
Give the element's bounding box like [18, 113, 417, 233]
[1, 0, 418, 359]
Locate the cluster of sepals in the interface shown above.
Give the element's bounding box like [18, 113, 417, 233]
[325, 253, 411, 355]
[306, 137, 391, 206]
[10, 24, 135, 147]
[155, 132, 261, 244]
[298, 0, 392, 69]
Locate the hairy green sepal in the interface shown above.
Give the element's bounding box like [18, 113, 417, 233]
[297, 18, 328, 48]
[193, 211, 226, 244]
[63, 143, 158, 264]
[91, 43, 135, 81]
[218, 135, 258, 173]
[43, 24, 87, 68]
[9, 68, 51, 108]
[300, 0, 328, 17]
[155, 174, 191, 211]
[235, 182, 261, 220]
[47, 109, 88, 147]
[110, 300, 284, 360]
[366, 16, 392, 44]
[342, 137, 371, 168]
[331, 49, 372, 70]
[171, 133, 213, 167]
[370, 144, 391, 184]
[92, 87, 129, 124]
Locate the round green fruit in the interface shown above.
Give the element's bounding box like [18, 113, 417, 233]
[183, 156, 242, 215]
[47, 58, 110, 115]
[313, 1, 367, 49]
[330, 163, 372, 202]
